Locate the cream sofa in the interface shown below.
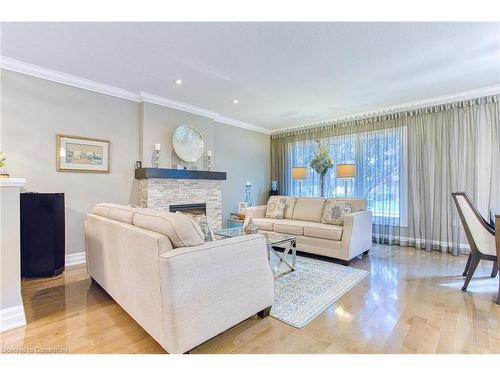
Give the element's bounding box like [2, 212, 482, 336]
[85, 203, 274, 354]
[245, 196, 372, 264]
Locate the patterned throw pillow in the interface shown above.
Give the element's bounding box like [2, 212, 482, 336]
[265, 197, 287, 219]
[176, 212, 215, 241]
[321, 200, 353, 225]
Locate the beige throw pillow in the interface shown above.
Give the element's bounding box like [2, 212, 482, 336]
[321, 200, 353, 225]
[265, 197, 287, 219]
[176, 212, 215, 242]
[133, 208, 205, 248]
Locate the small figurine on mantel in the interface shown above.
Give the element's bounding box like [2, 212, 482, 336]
[0, 152, 9, 178]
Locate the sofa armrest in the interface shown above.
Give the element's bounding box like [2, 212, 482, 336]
[158, 234, 274, 353]
[245, 205, 268, 218]
[341, 210, 373, 260]
[244, 205, 267, 225]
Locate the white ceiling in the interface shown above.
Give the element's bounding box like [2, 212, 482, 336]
[1, 22, 499, 131]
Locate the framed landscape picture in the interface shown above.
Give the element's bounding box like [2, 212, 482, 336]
[56, 134, 110, 173]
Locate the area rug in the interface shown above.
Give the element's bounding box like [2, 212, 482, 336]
[270, 256, 368, 328]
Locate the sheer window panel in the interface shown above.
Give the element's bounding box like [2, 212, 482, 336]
[289, 126, 406, 228]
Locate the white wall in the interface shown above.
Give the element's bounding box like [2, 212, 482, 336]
[1, 71, 140, 256]
[140, 102, 216, 170]
[215, 122, 271, 221]
[1, 70, 271, 255]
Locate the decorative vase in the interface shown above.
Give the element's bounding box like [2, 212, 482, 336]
[320, 173, 326, 197]
[0, 168, 9, 178]
[245, 182, 252, 207]
[244, 217, 258, 234]
[270, 180, 279, 195]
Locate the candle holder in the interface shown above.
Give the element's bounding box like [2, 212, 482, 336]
[207, 154, 212, 171]
[152, 150, 160, 168]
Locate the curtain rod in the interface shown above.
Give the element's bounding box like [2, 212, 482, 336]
[271, 92, 499, 139]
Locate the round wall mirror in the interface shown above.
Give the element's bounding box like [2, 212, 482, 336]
[172, 125, 205, 162]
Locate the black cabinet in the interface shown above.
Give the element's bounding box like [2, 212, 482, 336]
[20, 193, 65, 277]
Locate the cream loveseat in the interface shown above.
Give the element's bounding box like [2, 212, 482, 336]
[245, 196, 372, 264]
[85, 203, 274, 354]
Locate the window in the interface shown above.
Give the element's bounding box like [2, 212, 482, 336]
[289, 127, 407, 225]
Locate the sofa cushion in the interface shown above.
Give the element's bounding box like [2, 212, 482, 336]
[292, 197, 326, 222]
[303, 222, 343, 241]
[268, 196, 297, 219]
[295, 236, 344, 259]
[133, 208, 205, 248]
[265, 197, 287, 219]
[321, 200, 353, 225]
[252, 218, 280, 231]
[273, 219, 305, 236]
[92, 203, 138, 224]
[328, 197, 367, 212]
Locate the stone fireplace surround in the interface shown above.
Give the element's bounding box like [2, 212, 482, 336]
[138, 178, 223, 230]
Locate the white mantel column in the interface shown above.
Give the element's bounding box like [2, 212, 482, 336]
[0, 178, 27, 332]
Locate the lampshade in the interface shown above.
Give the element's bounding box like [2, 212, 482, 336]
[336, 164, 356, 178]
[292, 167, 309, 180]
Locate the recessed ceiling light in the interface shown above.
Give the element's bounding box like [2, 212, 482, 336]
[174, 79, 183, 85]
[231, 99, 239, 104]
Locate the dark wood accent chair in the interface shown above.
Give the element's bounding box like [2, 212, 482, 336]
[451, 193, 498, 303]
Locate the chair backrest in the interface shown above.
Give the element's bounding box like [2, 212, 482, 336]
[496, 215, 500, 260]
[452, 192, 496, 257]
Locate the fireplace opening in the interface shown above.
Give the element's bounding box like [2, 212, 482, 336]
[169, 203, 207, 216]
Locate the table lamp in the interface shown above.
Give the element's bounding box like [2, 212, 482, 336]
[336, 164, 356, 196]
[292, 167, 309, 196]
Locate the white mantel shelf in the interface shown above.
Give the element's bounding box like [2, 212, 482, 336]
[0, 178, 26, 187]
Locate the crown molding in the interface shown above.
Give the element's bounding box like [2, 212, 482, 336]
[139, 92, 270, 134]
[0, 56, 270, 134]
[0, 56, 142, 101]
[3, 56, 496, 137]
[139, 91, 219, 118]
[213, 115, 271, 134]
[272, 84, 500, 134]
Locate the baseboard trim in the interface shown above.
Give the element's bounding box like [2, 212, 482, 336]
[65, 251, 86, 267]
[0, 305, 27, 333]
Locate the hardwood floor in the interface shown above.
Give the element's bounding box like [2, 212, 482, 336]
[1, 244, 499, 354]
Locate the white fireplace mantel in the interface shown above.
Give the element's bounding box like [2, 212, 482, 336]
[0, 178, 26, 187]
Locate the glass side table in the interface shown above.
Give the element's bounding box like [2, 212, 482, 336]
[227, 212, 245, 228]
[214, 227, 297, 278]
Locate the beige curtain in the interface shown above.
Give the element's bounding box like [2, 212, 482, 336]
[271, 95, 500, 255]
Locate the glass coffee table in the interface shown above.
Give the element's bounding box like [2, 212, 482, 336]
[214, 227, 297, 278]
